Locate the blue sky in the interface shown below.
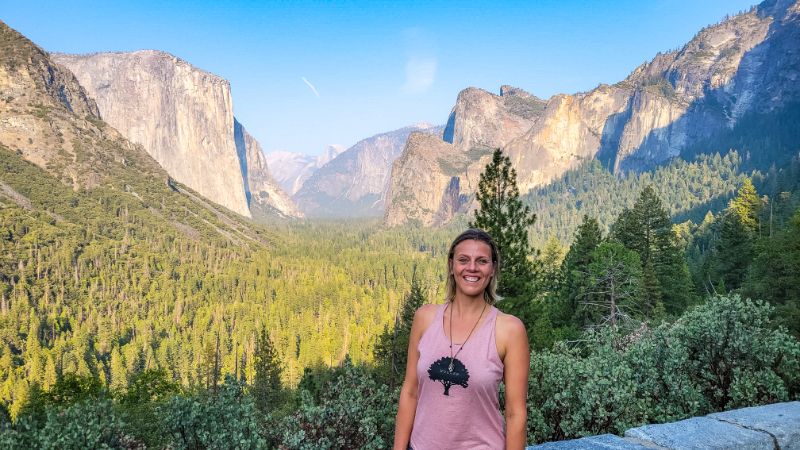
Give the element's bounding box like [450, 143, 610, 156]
[3, 0, 757, 156]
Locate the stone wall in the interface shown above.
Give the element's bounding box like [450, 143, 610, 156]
[527, 401, 800, 450]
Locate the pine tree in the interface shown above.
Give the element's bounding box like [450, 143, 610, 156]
[109, 347, 127, 394]
[539, 235, 566, 297]
[729, 178, 761, 233]
[252, 327, 284, 414]
[470, 149, 537, 299]
[373, 273, 425, 387]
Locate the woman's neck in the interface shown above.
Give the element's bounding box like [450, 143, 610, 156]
[450, 295, 488, 318]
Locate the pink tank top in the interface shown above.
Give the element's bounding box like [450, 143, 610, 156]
[410, 303, 505, 450]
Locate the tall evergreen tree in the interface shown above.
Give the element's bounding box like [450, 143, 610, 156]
[728, 178, 761, 233]
[470, 149, 537, 299]
[744, 208, 800, 337]
[612, 186, 694, 316]
[713, 178, 761, 291]
[539, 235, 566, 298]
[252, 328, 284, 414]
[557, 215, 603, 327]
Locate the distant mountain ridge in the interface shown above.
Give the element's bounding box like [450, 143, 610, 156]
[266, 145, 344, 196]
[385, 0, 800, 226]
[293, 124, 442, 217]
[52, 50, 300, 218]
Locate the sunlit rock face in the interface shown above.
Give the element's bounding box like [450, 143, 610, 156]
[385, 0, 800, 226]
[294, 124, 441, 218]
[385, 86, 545, 226]
[53, 50, 253, 217]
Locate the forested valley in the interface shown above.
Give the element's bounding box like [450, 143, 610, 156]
[1, 135, 799, 447]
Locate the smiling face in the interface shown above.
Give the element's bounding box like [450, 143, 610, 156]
[449, 239, 496, 301]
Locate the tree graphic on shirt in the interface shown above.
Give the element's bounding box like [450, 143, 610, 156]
[428, 357, 469, 395]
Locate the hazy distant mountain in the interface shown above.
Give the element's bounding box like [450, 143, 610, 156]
[52, 50, 300, 218]
[294, 124, 442, 218]
[385, 0, 800, 226]
[265, 145, 344, 195]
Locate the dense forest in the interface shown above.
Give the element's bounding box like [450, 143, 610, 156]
[1, 135, 800, 448]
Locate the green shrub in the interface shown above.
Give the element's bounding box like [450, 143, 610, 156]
[0, 399, 128, 450]
[159, 376, 266, 450]
[279, 358, 397, 450]
[527, 295, 800, 444]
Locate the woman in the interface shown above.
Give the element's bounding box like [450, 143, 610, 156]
[394, 228, 530, 450]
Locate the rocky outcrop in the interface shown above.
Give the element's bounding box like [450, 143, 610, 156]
[266, 145, 344, 196]
[443, 86, 544, 151]
[385, 0, 800, 226]
[527, 401, 800, 450]
[294, 124, 440, 217]
[52, 50, 252, 217]
[385, 86, 543, 226]
[234, 119, 301, 218]
[384, 132, 493, 226]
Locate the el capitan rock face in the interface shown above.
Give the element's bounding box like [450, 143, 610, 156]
[53, 50, 254, 217]
[294, 124, 440, 217]
[385, 0, 800, 226]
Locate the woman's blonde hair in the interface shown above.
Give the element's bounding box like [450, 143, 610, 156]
[444, 228, 501, 304]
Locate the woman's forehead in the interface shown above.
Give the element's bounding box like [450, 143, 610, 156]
[452, 239, 492, 256]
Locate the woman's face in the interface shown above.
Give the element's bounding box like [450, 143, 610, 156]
[450, 239, 495, 300]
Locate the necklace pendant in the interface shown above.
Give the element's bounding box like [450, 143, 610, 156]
[448, 360, 454, 372]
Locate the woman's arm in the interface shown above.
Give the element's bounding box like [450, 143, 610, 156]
[499, 314, 530, 450]
[393, 304, 435, 450]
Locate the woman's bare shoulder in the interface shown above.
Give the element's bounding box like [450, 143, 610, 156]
[495, 310, 527, 342]
[409, 303, 439, 336]
[414, 303, 439, 325]
[496, 310, 526, 331]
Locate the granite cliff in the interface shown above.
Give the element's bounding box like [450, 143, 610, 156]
[51, 51, 252, 217]
[52, 50, 300, 219]
[384, 86, 545, 226]
[386, 0, 800, 226]
[0, 20, 276, 249]
[294, 124, 441, 217]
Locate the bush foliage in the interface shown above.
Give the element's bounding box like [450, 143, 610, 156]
[527, 295, 800, 444]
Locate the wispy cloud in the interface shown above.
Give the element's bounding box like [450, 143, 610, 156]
[403, 57, 437, 94]
[301, 76, 320, 98]
[401, 27, 437, 94]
